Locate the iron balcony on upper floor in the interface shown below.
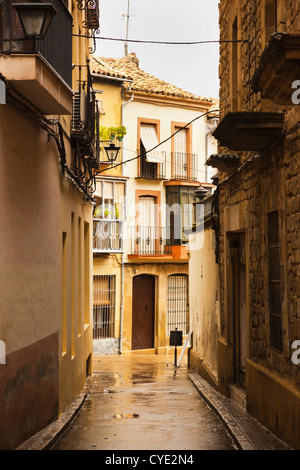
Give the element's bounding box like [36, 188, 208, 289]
[170, 152, 198, 181]
[93, 219, 123, 253]
[0, 0, 73, 115]
[71, 64, 100, 168]
[136, 152, 199, 182]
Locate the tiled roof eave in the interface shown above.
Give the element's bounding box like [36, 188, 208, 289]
[123, 89, 214, 108]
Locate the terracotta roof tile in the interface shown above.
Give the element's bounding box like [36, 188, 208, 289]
[92, 53, 216, 103]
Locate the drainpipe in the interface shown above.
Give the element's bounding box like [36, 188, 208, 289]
[119, 87, 134, 354]
[119, 252, 125, 354]
[121, 86, 134, 175]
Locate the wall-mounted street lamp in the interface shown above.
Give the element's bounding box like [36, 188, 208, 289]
[104, 142, 120, 163]
[12, 2, 57, 40]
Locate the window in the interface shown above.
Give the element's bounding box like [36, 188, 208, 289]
[268, 210, 282, 351]
[136, 196, 157, 254]
[166, 186, 196, 245]
[173, 127, 188, 179]
[171, 122, 197, 181]
[138, 121, 165, 179]
[167, 274, 188, 335]
[93, 275, 116, 339]
[93, 180, 125, 252]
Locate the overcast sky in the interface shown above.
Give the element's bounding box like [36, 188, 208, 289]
[96, 0, 220, 100]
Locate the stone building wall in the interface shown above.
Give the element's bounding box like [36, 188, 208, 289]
[217, 0, 300, 416]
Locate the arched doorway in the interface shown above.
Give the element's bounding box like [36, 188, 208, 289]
[132, 274, 155, 350]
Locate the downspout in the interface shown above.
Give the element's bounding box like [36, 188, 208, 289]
[119, 252, 124, 355]
[119, 86, 134, 354]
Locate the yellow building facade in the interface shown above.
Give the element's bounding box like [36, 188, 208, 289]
[0, 0, 99, 449]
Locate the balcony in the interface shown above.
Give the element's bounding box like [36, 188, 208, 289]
[93, 220, 123, 253]
[130, 226, 172, 256]
[212, 112, 285, 152]
[171, 153, 198, 181]
[252, 33, 300, 106]
[206, 153, 240, 172]
[71, 64, 100, 168]
[136, 151, 166, 180]
[0, 0, 73, 115]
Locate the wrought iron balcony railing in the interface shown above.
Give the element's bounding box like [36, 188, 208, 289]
[71, 64, 100, 168]
[93, 219, 123, 253]
[130, 226, 172, 255]
[137, 151, 166, 179]
[0, 0, 72, 87]
[171, 152, 198, 181]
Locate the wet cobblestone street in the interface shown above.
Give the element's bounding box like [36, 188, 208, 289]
[53, 354, 237, 451]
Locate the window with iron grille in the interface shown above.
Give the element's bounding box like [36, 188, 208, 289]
[268, 210, 282, 352]
[167, 274, 188, 336]
[93, 275, 116, 339]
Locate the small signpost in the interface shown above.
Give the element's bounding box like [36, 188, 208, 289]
[170, 328, 183, 367]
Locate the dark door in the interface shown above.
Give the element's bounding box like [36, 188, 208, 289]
[132, 275, 155, 350]
[229, 234, 247, 387]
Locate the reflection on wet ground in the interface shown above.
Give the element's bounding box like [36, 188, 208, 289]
[53, 354, 237, 451]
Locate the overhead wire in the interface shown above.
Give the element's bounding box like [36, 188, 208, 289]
[72, 33, 247, 46]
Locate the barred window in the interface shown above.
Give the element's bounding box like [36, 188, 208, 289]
[268, 211, 282, 352]
[167, 274, 188, 336]
[93, 275, 116, 339]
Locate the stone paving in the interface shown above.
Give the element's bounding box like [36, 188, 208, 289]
[17, 353, 292, 451]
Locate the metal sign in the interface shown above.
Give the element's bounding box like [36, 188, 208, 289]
[170, 329, 183, 367]
[170, 330, 183, 347]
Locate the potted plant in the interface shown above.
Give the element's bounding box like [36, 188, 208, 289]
[100, 126, 110, 141]
[107, 127, 117, 139]
[115, 125, 127, 141]
[100, 125, 127, 141]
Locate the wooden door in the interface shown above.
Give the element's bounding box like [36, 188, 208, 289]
[132, 275, 155, 350]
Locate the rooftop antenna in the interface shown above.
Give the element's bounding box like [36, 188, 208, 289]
[124, 0, 130, 56]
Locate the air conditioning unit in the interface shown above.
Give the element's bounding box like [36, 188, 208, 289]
[71, 90, 87, 132]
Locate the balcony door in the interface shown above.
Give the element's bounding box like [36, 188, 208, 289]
[138, 196, 156, 254]
[174, 128, 188, 179]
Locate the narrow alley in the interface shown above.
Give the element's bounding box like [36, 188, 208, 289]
[47, 354, 290, 452]
[53, 354, 236, 451]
